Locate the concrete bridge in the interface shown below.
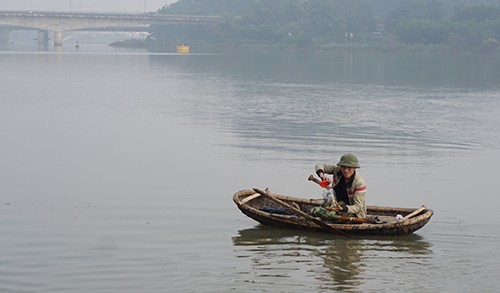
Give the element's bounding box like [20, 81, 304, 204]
[0, 10, 221, 46]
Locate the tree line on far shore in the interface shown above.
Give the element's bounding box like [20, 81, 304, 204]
[148, 0, 500, 51]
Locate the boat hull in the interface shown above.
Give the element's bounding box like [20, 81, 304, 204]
[233, 189, 433, 236]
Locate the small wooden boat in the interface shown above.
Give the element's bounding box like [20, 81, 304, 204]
[233, 189, 433, 236]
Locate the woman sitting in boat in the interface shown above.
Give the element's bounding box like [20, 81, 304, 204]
[309, 153, 367, 221]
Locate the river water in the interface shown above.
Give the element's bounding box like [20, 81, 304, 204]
[1, 42, 500, 292]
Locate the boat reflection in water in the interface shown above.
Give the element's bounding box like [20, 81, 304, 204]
[232, 226, 432, 291]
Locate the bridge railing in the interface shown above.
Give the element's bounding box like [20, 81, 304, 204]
[0, 10, 222, 23]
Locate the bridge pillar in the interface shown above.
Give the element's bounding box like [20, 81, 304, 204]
[54, 31, 63, 47]
[37, 30, 49, 47]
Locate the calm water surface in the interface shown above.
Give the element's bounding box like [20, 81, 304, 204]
[1, 44, 500, 292]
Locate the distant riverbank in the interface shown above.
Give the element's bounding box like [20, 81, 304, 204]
[109, 38, 500, 55]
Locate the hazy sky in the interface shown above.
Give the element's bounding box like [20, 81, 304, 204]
[0, 0, 177, 13]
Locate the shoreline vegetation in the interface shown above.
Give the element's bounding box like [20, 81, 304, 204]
[111, 0, 500, 54]
[109, 38, 500, 55]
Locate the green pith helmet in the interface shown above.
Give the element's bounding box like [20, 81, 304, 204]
[337, 153, 361, 168]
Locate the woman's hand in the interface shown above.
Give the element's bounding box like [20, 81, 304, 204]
[326, 203, 347, 212]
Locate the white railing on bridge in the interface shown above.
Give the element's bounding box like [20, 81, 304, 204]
[0, 10, 222, 23]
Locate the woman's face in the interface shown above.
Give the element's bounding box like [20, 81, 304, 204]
[340, 166, 356, 179]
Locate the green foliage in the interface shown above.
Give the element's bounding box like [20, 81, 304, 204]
[386, 0, 445, 32]
[394, 19, 452, 45]
[453, 4, 500, 21]
[151, 0, 500, 50]
[384, 0, 500, 50]
[159, 0, 253, 16]
[481, 38, 500, 52]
